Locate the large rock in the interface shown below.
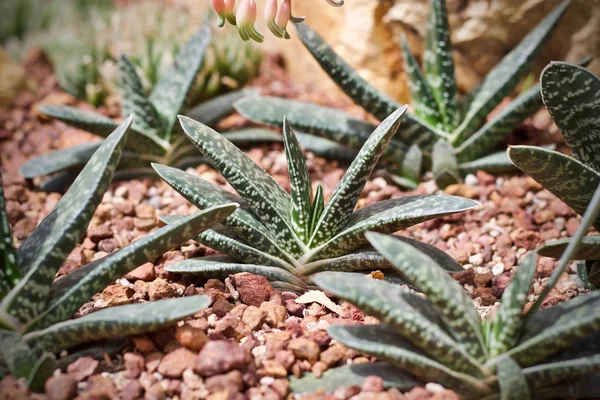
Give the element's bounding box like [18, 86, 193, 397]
[253, 0, 599, 104]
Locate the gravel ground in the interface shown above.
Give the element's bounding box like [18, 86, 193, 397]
[0, 52, 588, 400]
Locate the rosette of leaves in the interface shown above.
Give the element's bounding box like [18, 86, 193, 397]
[509, 62, 600, 289]
[235, 0, 571, 188]
[293, 183, 600, 398]
[0, 118, 237, 391]
[153, 107, 477, 292]
[20, 27, 276, 192]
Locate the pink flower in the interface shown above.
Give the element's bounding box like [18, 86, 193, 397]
[236, 0, 264, 43]
[265, 0, 287, 38]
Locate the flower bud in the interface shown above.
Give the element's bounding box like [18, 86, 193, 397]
[236, 0, 264, 43]
[212, 0, 226, 27]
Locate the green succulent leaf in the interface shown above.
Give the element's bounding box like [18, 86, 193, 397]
[455, 83, 543, 162]
[309, 184, 324, 238]
[432, 139, 460, 188]
[327, 324, 489, 394]
[308, 108, 406, 247]
[290, 362, 422, 394]
[294, 22, 442, 149]
[23, 296, 211, 354]
[149, 27, 211, 138]
[235, 97, 407, 160]
[19, 142, 101, 179]
[296, 132, 358, 162]
[26, 204, 237, 332]
[424, 0, 459, 131]
[497, 356, 530, 400]
[314, 272, 484, 376]
[489, 253, 536, 357]
[401, 145, 423, 185]
[524, 355, 600, 390]
[221, 128, 282, 145]
[186, 88, 259, 126]
[164, 258, 305, 286]
[0, 117, 132, 328]
[308, 194, 477, 261]
[452, 0, 569, 143]
[118, 55, 160, 136]
[537, 236, 600, 260]
[153, 163, 294, 262]
[283, 119, 313, 243]
[366, 232, 486, 361]
[458, 149, 519, 176]
[541, 62, 600, 172]
[401, 35, 442, 128]
[300, 250, 391, 276]
[534, 373, 600, 399]
[0, 173, 18, 296]
[508, 146, 600, 229]
[38, 105, 168, 156]
[510, 290, 600, 366]
[25, 351, 55, 393]
[179, 116, 305, 256]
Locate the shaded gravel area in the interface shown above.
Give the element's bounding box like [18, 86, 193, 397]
[0, 53, 589, 400]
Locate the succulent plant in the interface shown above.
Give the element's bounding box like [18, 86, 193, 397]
[20, 27, 274, 192]
[235, 0, 571, 188]
[211, 0, 343, 43]
[292, 182, 600, 398]
[509, 62, 600, 289]
[0, 118, 237, 391]
[154, 107, 476, 292]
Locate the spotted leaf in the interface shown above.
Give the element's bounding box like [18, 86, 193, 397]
[0, 117, 132, 328]
[523, 355, 600, 390]
[149, 27, 211, 138]
[308, 108, 406, 247]
[0, 172, 18, 297]
[537, 236, 600, 260]
[20, 142, 101, 179]
[23, 296, 211, 354]
[497, 356, 530, 400]
[186, 88, 259, 126]
[366, 232, 486, 361]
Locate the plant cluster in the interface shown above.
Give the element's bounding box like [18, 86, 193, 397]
[292, 183, 600, 398]
[20, 27, 274, 193]
[235, 0, 572, 188]
[509, 62, 600, 288]
[0, 119, 237, 391]
[155, 108, 476, 291]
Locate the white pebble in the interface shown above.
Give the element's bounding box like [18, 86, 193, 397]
[492, 263, 505, 276]
[464, 174, 478, 186]
[425, 383, 446, 393]
[469, 253, 484, 266]
[260, 377, 275, 385]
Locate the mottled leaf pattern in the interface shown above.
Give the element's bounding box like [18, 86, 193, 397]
[186, 88, 259, 126]
[327, 324, 489, 395]
[235, 97, 407, 160]
[179, 116, 305, 256]
[23, 296, 210, 354]
[524, 355, 600, 390]
[366, 232, 486, 360]
[309, 108, 406, 247]
[19, 142, 101, 179]
[541, 62, 600, 172]
[314, 272, 484, 376]
[38, 105, 168, 156]
[0, 172, 18, 295]
[455, 83, 543, 162]
[508, 146, 600, 229]
[294, 22, 441, 149]
[118, 55, 160, 136]
[451, 0, 569, 143]
[401, 145, 423, 185]
[401, 35, 442, 128]
[290, 362, 422, 394]
[489, 253, 536, 357]
[283, 119, 312, 242]
[424, 0, 459, 131]
[296, 132, 358, 162]
[309, 184, 324, 238]
[497, 356, 530, 400]
[308, 195, 477, 261]
[300, 250, 391, 276]
[221, 129, 282, 145]
[149, 27, 211, 137]
[153, 164, 293, 262]
[0, 117, 132, 327]
[164, 259, 305, 287]
[26, 205, 237, 332]
[538, 236, 600, 260]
